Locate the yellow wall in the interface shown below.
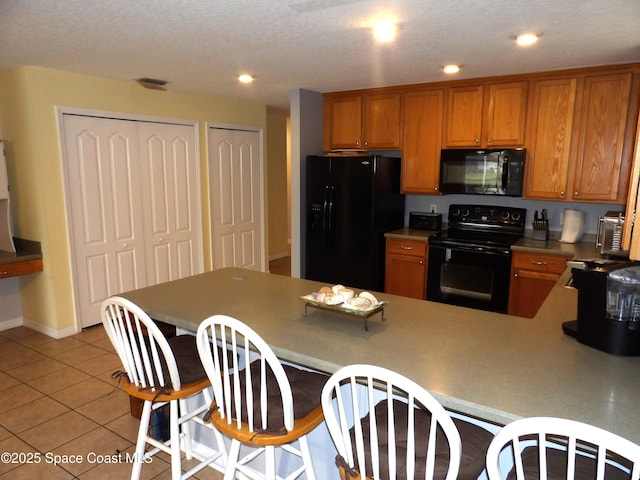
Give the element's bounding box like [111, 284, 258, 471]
[0, 66, 268, 335]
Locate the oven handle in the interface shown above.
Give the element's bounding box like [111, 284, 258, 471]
[501, 152, 509, 190]
[429, 243, 512, 256]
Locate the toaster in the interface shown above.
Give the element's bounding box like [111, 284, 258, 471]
[409, 212, 442, 231]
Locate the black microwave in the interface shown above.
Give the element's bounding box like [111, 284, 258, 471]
[439, 148, 525, 196]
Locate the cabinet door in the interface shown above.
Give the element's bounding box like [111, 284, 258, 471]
[385, 238, 427, 299]
[624, 115, 640, 259]
[385, 252, 426, 299]
[362, 92, 401, 149]
[508, 251, 570, 318]
[485, 81, 528, 146]
[523, 78, 578, 200]
[323, 94, 362, 150]
[571, 73, 632, 202]
[508, 269, 559, 318]
[401, 89, 444, 194]
[444, 85, 484, 147]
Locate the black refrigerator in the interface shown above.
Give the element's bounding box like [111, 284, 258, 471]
[305, 154, 405, 292]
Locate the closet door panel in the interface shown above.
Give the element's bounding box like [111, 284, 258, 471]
[62, 115, 202, 328]
[138, 122, 202, 286]
[62, 115, 147, 328]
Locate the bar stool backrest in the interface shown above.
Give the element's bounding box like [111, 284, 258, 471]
[196, 314, 294, 433]
[486, 416, 640, 480]
[321, 363, 462, 480]
[102, 296, 181, 391]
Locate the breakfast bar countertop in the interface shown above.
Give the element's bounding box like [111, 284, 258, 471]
[121, 266, 640, 444]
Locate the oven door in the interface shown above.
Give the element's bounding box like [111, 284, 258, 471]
[427, 244, 512, 313]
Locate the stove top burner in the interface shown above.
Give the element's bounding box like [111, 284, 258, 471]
[429, 204, 527, 253]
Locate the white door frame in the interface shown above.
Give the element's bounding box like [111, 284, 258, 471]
[207, 122, 266, 272]
[57, 106, 204, 331]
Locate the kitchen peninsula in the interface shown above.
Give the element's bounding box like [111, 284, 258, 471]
[121, 266, 640, 445]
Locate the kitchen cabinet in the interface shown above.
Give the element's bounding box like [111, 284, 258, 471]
[384, 238, 427, 299]
[524, 77, 578, 200]
[444, 81, 528, 147]
[570, 72, 633, 202]
[508, 251, 571, 318]
[623, 106, 640, 259]
[525, 71, 637, 203]
[401, 88, 445, 194]
[323, 91, 401, 150]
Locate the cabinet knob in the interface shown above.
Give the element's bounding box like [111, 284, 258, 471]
[514, 272, 518, 278]
[434, 187, 438, 191]
[560, 191, 565, 196]
[574, 192, 579, 196]
[475, 138, 480, 144]
[401, 245, 414, 250]
[487, 138, 492, 145]
[419, 259, 424, 265]
[531, 260, 548, 266]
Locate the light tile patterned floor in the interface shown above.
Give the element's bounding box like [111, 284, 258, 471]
[0, 326, 223, 479]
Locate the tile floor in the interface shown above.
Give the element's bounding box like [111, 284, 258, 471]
[0, 325, 224, 479]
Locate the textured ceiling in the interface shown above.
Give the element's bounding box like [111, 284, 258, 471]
[1, 0, 639, 109]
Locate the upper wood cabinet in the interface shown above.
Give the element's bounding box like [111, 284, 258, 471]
[322, 63, 640, 202]
[571, 72, 633, 202]
[323, 91, 401, 150]
[444, 84, 484, 147]
[444, 81, 528, 147]
[401, 88, 445, 194]
[525, 71, 637, 203]
[524, 77, 578, 200]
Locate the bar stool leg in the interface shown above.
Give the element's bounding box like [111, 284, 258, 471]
[132, 400, 153, 480]
[169, 400, 181, 480]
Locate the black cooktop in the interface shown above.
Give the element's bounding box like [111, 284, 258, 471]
[428, 204, 526, 252]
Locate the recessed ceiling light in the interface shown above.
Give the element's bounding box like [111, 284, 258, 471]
[238, 74, 255, 84]
[442, 65, 461, 74]
[515, 33, 539, 47]
[372, 19, 397, 42]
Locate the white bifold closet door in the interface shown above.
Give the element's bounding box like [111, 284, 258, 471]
[208, 126, 263, 271]
[62, 114, 203, 328]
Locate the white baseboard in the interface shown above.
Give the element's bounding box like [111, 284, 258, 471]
[0, 317, 23, 331]
[22, 318, 79, 339]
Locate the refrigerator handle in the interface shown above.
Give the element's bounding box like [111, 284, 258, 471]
[323, 186, 330, 244]
[327, 185, 335, 246]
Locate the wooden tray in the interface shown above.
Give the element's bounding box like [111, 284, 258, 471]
[300, 295, 385, 331]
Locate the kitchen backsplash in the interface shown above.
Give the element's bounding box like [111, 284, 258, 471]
[405, 194, 622, 235]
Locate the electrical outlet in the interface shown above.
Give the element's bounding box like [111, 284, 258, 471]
[430, 204, 437, 213]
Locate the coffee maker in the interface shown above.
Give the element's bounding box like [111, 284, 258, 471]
[563, 260, 640, 355]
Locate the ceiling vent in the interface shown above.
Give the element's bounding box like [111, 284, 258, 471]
[136, 77, 168, 91]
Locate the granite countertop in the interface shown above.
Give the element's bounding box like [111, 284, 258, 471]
[0, 238, 42, 265]
[384, 228, 437, 241]
[121, 266, 640, 444]
[386, 227, 602, 258]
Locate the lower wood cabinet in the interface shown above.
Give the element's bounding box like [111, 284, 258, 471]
[508, 251, 571, 318]
[384, 238, 427, 299]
